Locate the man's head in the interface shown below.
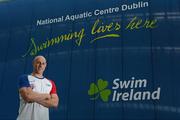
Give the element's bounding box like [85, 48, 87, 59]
[32, 55, 47, 75]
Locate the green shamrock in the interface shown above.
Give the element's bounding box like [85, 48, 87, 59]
[88, 79, 111, 102]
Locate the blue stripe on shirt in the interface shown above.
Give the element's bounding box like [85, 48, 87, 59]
[18, 74, 30, 89]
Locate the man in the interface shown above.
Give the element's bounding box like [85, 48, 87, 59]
[17, 55, 59, 120]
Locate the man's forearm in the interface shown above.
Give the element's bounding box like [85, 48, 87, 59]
[28, 92, 50, 102]
[21, 87, 51, 102]
[37, 99, 54, 108]
[37, 94, 59, 108]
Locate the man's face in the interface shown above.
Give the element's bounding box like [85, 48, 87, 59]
[33, 57, 47, 75]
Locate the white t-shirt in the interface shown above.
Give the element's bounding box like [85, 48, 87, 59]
[17, 74, 57, 120]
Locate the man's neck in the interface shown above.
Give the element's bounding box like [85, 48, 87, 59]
[31, 72, 43, 78]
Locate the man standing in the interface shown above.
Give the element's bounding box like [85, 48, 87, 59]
[17, 55, 59, 120]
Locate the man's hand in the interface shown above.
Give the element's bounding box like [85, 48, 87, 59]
[37, 94, 59, 108]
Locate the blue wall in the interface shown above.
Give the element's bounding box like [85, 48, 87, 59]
[0, 0, 180, 120]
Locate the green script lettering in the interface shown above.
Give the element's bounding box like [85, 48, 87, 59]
[91, 19, 121, 43]
[126, 16, 157, 30]
[22, 28, 86, 57]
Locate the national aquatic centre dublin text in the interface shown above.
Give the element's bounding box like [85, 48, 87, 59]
[37, 1, 149, 26]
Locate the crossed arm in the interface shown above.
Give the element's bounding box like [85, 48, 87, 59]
[19, 87, 59, 108]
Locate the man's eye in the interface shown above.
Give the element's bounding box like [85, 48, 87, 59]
[36, 62, 46, 65]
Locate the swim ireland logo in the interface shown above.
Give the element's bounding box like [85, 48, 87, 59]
[88, 79, 111, 102]
[88, 77, 161, 103]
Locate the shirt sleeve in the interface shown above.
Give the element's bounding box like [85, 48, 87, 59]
[49, 80, 57, 94]
[18, 74, 30, 89]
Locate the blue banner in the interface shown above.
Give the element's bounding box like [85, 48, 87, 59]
[0, 0, 180, 119]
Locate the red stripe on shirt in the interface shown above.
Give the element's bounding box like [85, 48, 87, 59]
[49, 80, 57, 94]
